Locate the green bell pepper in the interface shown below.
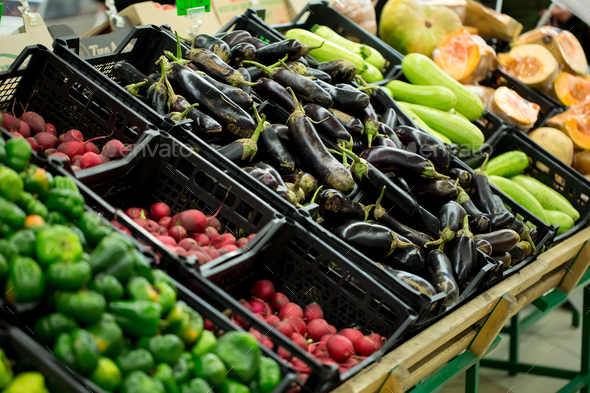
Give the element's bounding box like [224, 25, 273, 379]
[89, 274, 124, 301]
[89, 234, 131, 273]
[109, 300, 162, 337]
[218, 378, 251, 393]
[194, 352, 227, 386]
[0, 239, 18, 261]
[0, 138, 6, 165]
[51, 176, 79, 192]
[117, 348, 155, 374]
[15, 191, 33, 211]
[2, 372, 48, 393]
[54, 332, 76, 369]
[76, 212, 112, 247]
[44, 189, 84, 219]
[148, 334, 185, 365]
[191, 330, 217, 358]
[72, 328, 101, 375]
[88, 313, 125, 358]
[182, 378, 211, 393]
[0, 254, 8, 282]
[151, 363, 179, 393]
[0, 348, 13, 389]
[47, 211, 67, 225]
[0, 196, 26, 228]
[33, 313, 78, 344]
[90, 357, 122, 392]
[215, 331, 261, 383]
[250, 357, 281, 393]
[172, 353, 193, 385]
[134, 252, 155, 284]
[46, 261, 92, 291]
[0, 166, 23, 202]
[5, 138, 31, 172]
[101, 249, 139, 283]
[127, 276, 176, 315]
[36, 225, 84, 266]
[5, 256, 45, 303]
[56, 290, 106, 325]
[163, 301, 203, 346]
[9, 229, 35, 257]
[25, 199, 48, 220]
[22, 165, 53, 198]
[122, 371, 165, 393]
[153, 270, 177, 295]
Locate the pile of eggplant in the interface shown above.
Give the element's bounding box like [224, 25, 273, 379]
[109, 29, 540, 310]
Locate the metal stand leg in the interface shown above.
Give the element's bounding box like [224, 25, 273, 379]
[572, 302, 581, 328]
[508, 315, 520, 376]
[465, 362, 480, 393]
[581, 287, 590, 393]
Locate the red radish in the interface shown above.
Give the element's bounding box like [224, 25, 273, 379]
[291, 358, 311, 375]
[102, 139, 125, 158]
[320, 334, 333, 343]
[125, 207, 148, 219]
[218, 244, 238, 254]
[247, 233, 257, 241]
[339, 329, 363, 344]
[18, 121, 31, 138]
[98, 154, 110, 164]
[204, 319, 214, 330]
[80, 152, 102, 169]
[206, 216, 222, 232]
[133, 218, 148, 230]
[265, 315, 280, 326]
[276, 320, 294, 338]
[150, 202, 171, 221]
[1, 113, 20, 132]
[303, 303, 324, 322]
[327, 335, 355, 362]
[71, 155, 83, 167]
[186, 251, 210, 265]
[320, 358, 339, 367]
[169, 226, 187, 243]
[57, 141, 86, 158]
[49, 152, 69, 161]
[249, 328, 264, 343]
[249, 299, 268, 315]
[45, 123, 57, 136]
[189, 245, 205, 253]
[278, 303, 303, 320]
[85, 142, 99, 154]
[253, 313, 266, 322]
[314, 342, 329, 359]
[60, 130, 84, 143]
[328, 325, 337, 335]
[278, 347, 291, 360]
[368, 333, 384, 350]
[204, 227, 219, 240]
[272, 293, 289, 311]
[26, 137, 39, 151]
[9, 132, 24, 138]
[291, 333, 308, 350]
[260, 336, 274, 350]
[176, 209, 207, 234]
[154, 235, 177, 247]
[145, 219, 160, 232]
[340, 357, 360, 371]
[233, 301, 252, 328]
[194, 233, 210, 246]
[354, 336, 379, 356]
[286, 316, 307, 335]
[251, 280, 275, 301]
[22, 111, 45, 135]
[204, 248, 220, 260]
[159, 216, 172, 229]
[211, 233, 236, 249]
[34, 132, 58, 151]
[236, 238, 249, 248]
[307, 319, 331, 342]
[155, 226, 168, 236]
[121, 144, 133, 157]
[72, 165, 82, 172]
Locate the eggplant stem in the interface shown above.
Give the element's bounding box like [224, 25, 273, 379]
[461, 215, 474, 239]
[355, 75, 369, 87]
[520, 221, 537, 252]
[252, 104, 262, 123]
[175, 31, 183, 61]
[438, 242, 445, 251]
[243, 59, 275, 79]
[479, 153, 490, 172]
[125, 79, 148, 97]
[307, 116, 329, 125]
[164, 50, 191, 66]
[359, 203, 374, 221]
[424, 237, 445, 248]
[177, 103, 199, 120]
[373, 185, 386, 220]
[386, 232, 416, 257]
[309, 185, 323, 205]
[337, 143, 369, 180]
[301, 41, 323, 56]
[286, 87, 304, 115]
[422, 163, 450, 180]
[357, 86, 377, 92]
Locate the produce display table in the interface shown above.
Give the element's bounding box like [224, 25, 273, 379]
[334, 227, 590, 393]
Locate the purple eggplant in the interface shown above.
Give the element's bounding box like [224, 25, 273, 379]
[317, 189, 370, 222]
[255, 78, 295, 112]
[378, 123, 403, 149]
[244, 167, 279, 190]
[427, 249, 459, 307]
[394, 125, 450, 173]
[316, 60, 356, 84]
[303, 103, 351, 146]
[360, 146, 449, 179]
[446, 215, 477, 287]
[315, 79, 369, 111]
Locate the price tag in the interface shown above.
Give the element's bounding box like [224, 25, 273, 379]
[176, 0, 210, 16]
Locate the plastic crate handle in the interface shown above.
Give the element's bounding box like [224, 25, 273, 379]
[0, 44, 44, 76]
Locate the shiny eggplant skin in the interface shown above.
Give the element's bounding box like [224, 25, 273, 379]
[360, 147, 448, 179]
[200, 74, 254, 109]
[470, 216, 491, 234]
[253, 162, 292, 202]
[255, 78, 296, 112]
[381, 108, 397, 130]
[373, 206, 436, 249]
[243, 167, 279, 190]
[316, 79, 369, 111]
[427, 249, 459, 307]
[220, 30, 252, 48]
[317, 189, 368, 222]
[303, 103, 351, 144]
[243, 36, 269, 49]
[113, 62, 148, 85]
[185, 48, 255, 87]
[440, 201, 467, 239]
[471, 155, 499, 214]
[475, 229, 520, 253]
[447, 216, 476, 287]
[378, 123, 404, 149]
[456, 184, 514, 230]
[447, 168, 472, 191]
[306, 67, 332, 83]
[474, 238, 492, 255]
[328, 108, 364, 136]
[256, 39, 305, 64]
[194, 34, 231, 62]
[272, 124, 291, 145]
[416, 179, 458, 200]
[372, 136, 399, 148]
[237, 67, 252, 95]
[379, 266, 437, 296]
[493, 251, 512, 269]
[230, 43, 258, 69]
[169, 94, 222, 134]
[259, 123, 296, 174]
[394, 126, 450, 173]
[316, 60, 357, 84]
[509, 242, 525, 262]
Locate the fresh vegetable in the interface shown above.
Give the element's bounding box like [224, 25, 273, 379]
[484, 151, 529, 178]
[489, 175, 548, 223]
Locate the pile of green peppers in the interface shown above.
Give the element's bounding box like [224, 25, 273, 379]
[0, 347, 50, 393]
[0, 137, 282, 393]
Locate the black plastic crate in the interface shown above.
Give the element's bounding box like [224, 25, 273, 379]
[171, 217, 417, 392]
[52, 25, 191, 132]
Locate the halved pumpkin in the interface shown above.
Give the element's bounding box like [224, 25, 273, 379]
[433, 28, 497, 84]
[513, 26, 588, 76]
[491, 86, 540, 132]
[554, 72, 590, 106]
[497, 44, 559, 89]
[547, 99, 590, 149]
[463, 84, 495, 111]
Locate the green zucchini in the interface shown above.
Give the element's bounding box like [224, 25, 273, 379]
[485, 151, 529, 177]
[450, 108, 470, 122]
[402, 53, 484, 121]
[386, 80, 456, 111]
[401, 102, 484, 149]
[509, 175, 580, 221]
[396, 102, 452, 144]
[489, 175, 548, 223]
[359, 62, 384, 83]
[545, 210, 574, 235]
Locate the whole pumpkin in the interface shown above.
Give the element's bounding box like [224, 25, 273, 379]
[379, 0, 462, 57]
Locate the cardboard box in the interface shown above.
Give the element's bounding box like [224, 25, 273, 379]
[283, 0, 312, 18]
[62, 15, 135, 58]
[212, 0, 291, 26]
[0, 12, 53, 71]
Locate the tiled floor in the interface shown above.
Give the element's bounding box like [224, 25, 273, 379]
[438, 290, 585, 393]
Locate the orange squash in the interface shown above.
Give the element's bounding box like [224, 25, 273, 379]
[433, 28, 497, 84]
[547, 99, 590, 149]
[554, 72, 590, 107]
[491, 86, 540, 132]
[497, 44, 559, 89]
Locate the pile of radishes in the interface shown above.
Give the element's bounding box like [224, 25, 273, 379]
[115, 202, 255, 265]
[1, 109, 131, 171]
[234, 280, 385, 377]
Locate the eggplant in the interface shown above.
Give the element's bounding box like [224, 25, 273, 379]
[439, 201, 466, 242]
[456, 183, 514, 230]
[113, 62, 148, 85]
[169, 94, 222, 134]
[446, 168, 472, 191]
[509, 242, 525, 263]
[475, 229, 520, 253]
[245, 66, 263, 81]
[285, 88, 355, 193]
[164, 103, 200, 122]
[427, 249, 459, 307]
[283, 172, 318, 200]
[381, 108, 397, 130]
[283, 61, 308, 76]
[125, 80, 148, 98]
[471, 154, 499, 214]
[257, 114, 296, 174]
[306, 67, 332, 83]
[372, 135, 399, 148]
[381, 265, 438, 296]
[446, 215, 477, 287]
[529, 227, 538, 243]
[416, 179, 458, 199]
[216, 109, 265, 162]
[194, 34, 231, 62]
[166, 60, 257, 137]
[303, 104, 351, 145]
[493, 252, 512, 269]
[388, 175, 416, 200]
[360, 146, 449, 179]
[328, 108, 364, 136]
[230, 43, 258, 69]
[237, 67, 252, 95]
[199, 73, 254, 110]
[272, 124, 291, 145]
[368, 87, 421, 130]
[520, 240, 532, 257]
[470, 216, 491, 234]
[317, 189, 369, 222]
[255, 78, 296, 112]
[315, 79, 369, 111]
[359, 103, 380, 147]
[285, 172, 306, 204]
[511, 219, 536, 252]
[331, 220, 424, 274]
[394, 126, 451, 173]
[316, 60, 356, 84]
[243, 167, 279, 190]
[243, 36, 269, 49]
[220, 30, 252, 48]
[256, 39, 308, 64]
[377, 123, 404, 149]
[475, 238, 492, 255]
[254, 162, 294, 203]
[184, 48, 258, 87]
[296, 56, 309, 67]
